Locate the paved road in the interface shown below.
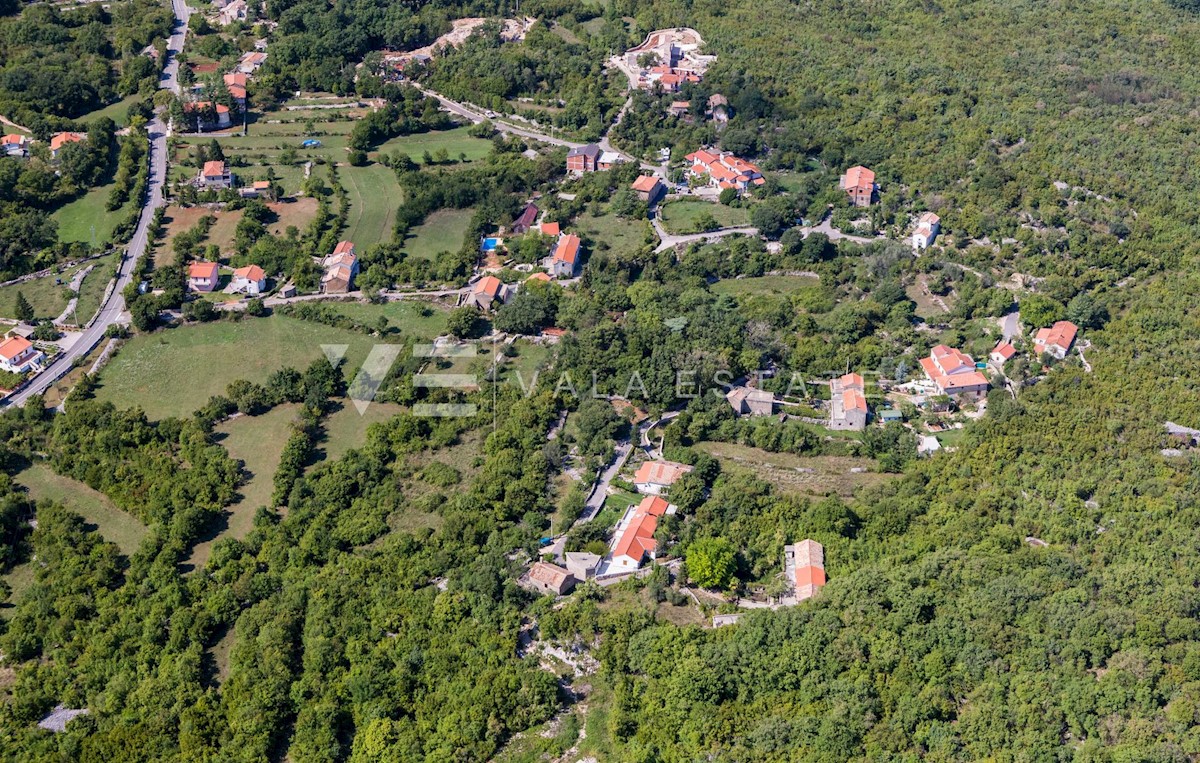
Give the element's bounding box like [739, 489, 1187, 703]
[652, 216, 760, 253]
[999, 310, 1021, 341]
[4, 1, 190, 407]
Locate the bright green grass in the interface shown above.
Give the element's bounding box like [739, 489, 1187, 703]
[317, 401, 407, 463]
[497, 341, 551, 390]
[710, 274, 823, 298]
[52, 180, 136, 245]
[591, 489, 640, 531]
[323, 300, 450, 339]
[0, 561, 34, 618]
[94, 316, 385, 420]
[16, 463, 148, 556]
[574, 209, 654, 260]
[659, 199, 752, 234]
[341, 163, 403, 247]
[404, 208, 475, 261]
[0, 269, 71, 320]
[78, 94, 143, 127]
[372, 126, 494, 163]
[72, 254, 118, 324]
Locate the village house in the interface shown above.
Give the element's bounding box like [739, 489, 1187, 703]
[609, 495, 672, 572]
[197, 160, 233, 190]
[524, 562, 576, 596]
[464, 275, 511, 311]
[219, 0, 248, 26]
[0, 336, 43, 374]
[510, 202, 538, 234]
[49, 132, 86, 159]
[726, 385, 774, 416]
[540, 221, 560, 237]
[183, 102, 233, 132]
[990, 342, 1016, 365]
[230, 264, 267, 295]
[2, 134, 28, 158]
[829, 372, 869, 431]
[187, 261, 220, 292]
[631, 175, 665, 205]
[784, 539, 826, 603]
[223, 72, 248, 108]
[566, 144, 602, 173]
[633, 459, 693, 496]
[840, 165, 877, 207]
[564, 551, 601, 581]
[1033, 320, 1078, 360]
[547, 233, 582, 278]
[685, 149, 764, 192]
[647, 65, 701, 92]
[706, 93, 730, 123]
[920, 345, 990, 398]
[237, 51, 268, 74]
[321, 241, 359, 293]
[912, 211, 940, 250]
[668, 100, 690, 118]
[240, 180, 272, 199]
[526, 272, 552, 286]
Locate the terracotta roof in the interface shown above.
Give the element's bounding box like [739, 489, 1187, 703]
[324, 264, 354, 283]
[991, 342, 1016, 360]
[188, 261, 219, 280]
[670, 100, 690, 109]
[638, 495, 671, 516]
[552, 234, 581, 265]
[1034, 321, 1078, 353]
[843, 165, 875, 189]
[540, 326, 566, 336]
[839, 372, 864, 390]
[2, 134, 26, 146]
[631, 175, 661, 193]
[0, 336, 33, 361]
[918, 211, 940, 225]
[473, 275, 503, 298]
[528, 562, 573, 590]
[223, 72, 248, 87]
[613, 497, 670, 564]
[234, 264, 265, 281]
[184, 101, 230, 115]
[49, 132, 86, 151]
[202, 160, 227, 177]
[252, 180, 271, 189]
[333, 241, 355, 256]
[843, 388, 868, 413]
[540, 221, 560, 237]
[527, 272, 552, 283]
[791, 539, 826, 591]
[633, 460, 692, 486]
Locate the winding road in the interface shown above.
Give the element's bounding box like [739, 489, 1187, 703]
[4, 0, 191, 407]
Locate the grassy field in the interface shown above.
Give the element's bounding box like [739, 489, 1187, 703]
[659, 200, 751, 234]
[341, 163, 403, 247]
[591, 488, 640, 531]
[497, 341, 551, 390]
[404, 208, 475, 260]
[94, 316, 383, 419]
[16, 463, 148, 556]
[52, 180, 136, 245]
[0, 270, 71, 320]
[323, 300, 451, 339]
[711, 274, 822, 298]
[0, 561, 34, 620]
[185, 404, 302, 572]
[152, 200, 319, 267]
[79, 94, 143, 127]
[72, 254, 118, 324]
[316, 401, 407, 462]
[575, 209, 654, 260]
[696, 441, 895, 498]
[372, 126, 494, 163]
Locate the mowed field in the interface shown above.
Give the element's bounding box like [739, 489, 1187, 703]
[659, 199, 751, 234]
[16, 463, 148, 556]
[0, 254, 117, 321]
[372, 125, 493, 163]
[323, 300, 451, 339]
[317, 401, 408, 463]
[52, 179, 138, 245]
[94, 316, 385, 419]
[696, 441, 895, 499]
[341, 163, 403, 247]
[151, 199, 320, 267]
[403, 208, 475, 260]
[575, 209, 654, 260]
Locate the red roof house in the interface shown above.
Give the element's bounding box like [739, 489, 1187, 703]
[920, 345, 989, 398]
[187, 261, 220, 292]
[632, 460, 693, 495]
[1032, 321, 1078, 360]
[840, 165, 877, 207]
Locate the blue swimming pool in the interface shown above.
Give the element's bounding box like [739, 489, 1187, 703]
[482, 237, 501, 251]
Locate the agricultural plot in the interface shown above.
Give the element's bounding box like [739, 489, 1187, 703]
[322, 300, 451, 339]
[403, 208, 475, 260]
[151, 199, 320, 267]
[0, 271, 70, 321]
[711, 274, 823, 299]
[696, 441, 895, 498]
[658, 199, 751, 234]
[341, 163, 403, 247]
[372, 126, 493, 163]
[16, 463, 148, 556]
[574, 209, 654, 260]
[94, 316, 383, 419]
[52, 180, 137, 245]
[73, 254, 118, 323]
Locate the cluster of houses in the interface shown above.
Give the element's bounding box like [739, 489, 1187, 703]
[623, 28, 714, 92]
[2, 131, 88, 160]
[182, 52, 266, 133]
[186, 261, 268, 295]
[565, 144, 622, 174]
[685, 149, 764, 193]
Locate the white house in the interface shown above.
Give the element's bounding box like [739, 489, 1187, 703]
[187, 261, 220, 292]
[2, 134, 28, 158]
[198, 160, 233, 189]
[231, 264, 267, 295]
[219, 0, 248, 25]
[632, 460, 693, 496]
[1032, 321, 1078, 360]
[912, 212, 940, 250]
[0, 336, 43, 374]
[609, 495, 671, 572]
[546, 234, 582, 278]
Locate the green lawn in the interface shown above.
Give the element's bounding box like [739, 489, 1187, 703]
[94, 316, 386, 419]
[0, 561, 34, 619]
[575, 209, 654, 260]
[16, 463, 148, 556]
[341, 163, 403, 247]
[52, 180, 136, 245]
[317, 400, 407, 463]
[659, 199, 751, 234]
[324, 300, 451, 339]
[78, 94, 143, 127]
[0, 269, 71, 320]
[404, 208, 475, 261]
[591, 489, 640, 532]
[711, 274, 822, 298]
[72, 254, 118, 324]
[372, 126, 494, 163]
[497, 341, 551, 390]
